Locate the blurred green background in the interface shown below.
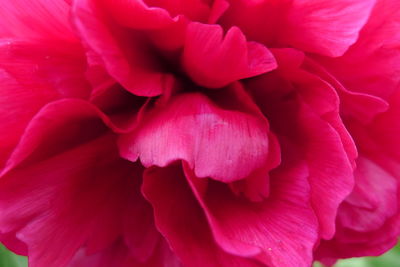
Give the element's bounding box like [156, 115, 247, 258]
[0, 241, 399, 266]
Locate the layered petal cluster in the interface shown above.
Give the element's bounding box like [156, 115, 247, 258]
[0, 0, 399, 267]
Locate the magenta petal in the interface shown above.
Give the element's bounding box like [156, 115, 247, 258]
[0, 135, 128, 267]
[208, 0, 230, 24]
[219, 0, 375, 57]
[183, 22, 276, 88]
[90, 83, 149, 132]
[119, 92, 271, 182]
[71, 238, 181, 267]
[1, 99, 121, 175]
[104, 0, 174, 29]
[282, 0, 376, 57]
[0, 40, 91, 99]
[122, 190, 160, 263]
[316, 164, 400, 259]
[142, 164, 263, 267]
[229, 132, 281, 201]
[0, 0, 76, 41]
[72, 0, 173, 96]
[250, 55, 355, 239]
[0, 232, 27, 256]
[0, 40, 90, 169]
[0, 99, 154, 267]
[272, 49, 358, 167]
[0, 71, 56, 170]
[70, 241, 136, 267]
[292, 101, 354, 239]
[315, 0, 400, 101]
[303, 58, 390, 124]
[318, 89, 400, 260]
[184, 143, 319, 267]
[338, 157, 398, 232]
[369, 89, 400, 159]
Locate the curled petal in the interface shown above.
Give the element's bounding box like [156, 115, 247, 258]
[70, 239, 181, 267]
[184, 141, 319, 267]
[72, 0, 173, 96]
[338, 157, 398, 232]
[183, 22, 276, 88]
[281, 0, 376, 57]
[316, 159, 400, 259]
[221, 0, 376, 57]
[249, 53, 355, 239]
[0, 40, 90, 170]
[104, 0, 174, 30]
[0, 232, 27, 256]
[142, 164, 264, 267]
[0, 100, 159, 267]
[302, 58, 390, 124]
[119, 92, 271, 182]
[315, 0, 400, 101]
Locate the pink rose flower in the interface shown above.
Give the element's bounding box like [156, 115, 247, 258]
[0, 0, 399, 266]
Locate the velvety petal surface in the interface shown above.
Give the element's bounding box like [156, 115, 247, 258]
[142, 164, 264, 267]
[104, 0, 175, 30]
[221, 0, 375, 57]
[281, 0, 376, 57]
[0, 0, 76, 41]
[70, 238, 182, 267]
[183, 22, 276, 88]
[184, 141, 318, 267]
[0, 100, 156, 267]
[316, 89, 400, 260]
[315, 0, 400, 100]
[337, 157, 398, 232]
[248, 52, 355, 239]
[72, 0, 173, 96]
[0, 232, 27, 256]
[119, 91, 271, 182]
[0, 40, 90, 169]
